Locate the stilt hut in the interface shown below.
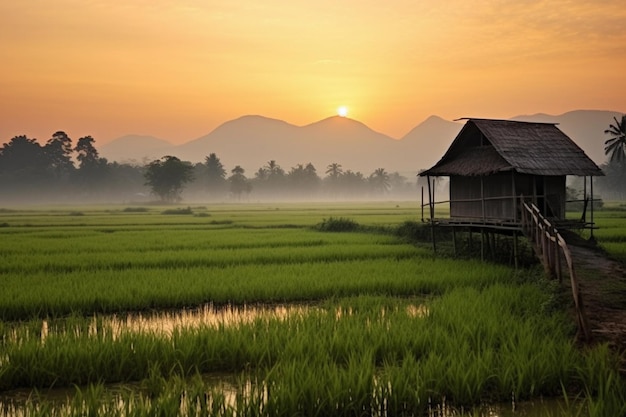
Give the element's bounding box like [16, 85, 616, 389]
[420, 118, 603, 229]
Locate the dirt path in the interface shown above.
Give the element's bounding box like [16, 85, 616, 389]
[564, 234, 626, 372]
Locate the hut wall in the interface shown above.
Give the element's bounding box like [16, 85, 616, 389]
[449, 173, 566, 222]
[449, 173, 514, 221]
[450, 176, 482, 218]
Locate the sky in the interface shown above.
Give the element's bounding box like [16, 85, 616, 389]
[1, 0, 625, 145]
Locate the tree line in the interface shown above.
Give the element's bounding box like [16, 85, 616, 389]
[1, 117, 624, 203]
[0, 132, 418, 203]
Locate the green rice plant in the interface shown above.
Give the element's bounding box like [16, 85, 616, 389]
[1, 203, 624, 416]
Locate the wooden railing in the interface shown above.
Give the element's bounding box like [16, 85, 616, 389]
[520, 202, 591, 341]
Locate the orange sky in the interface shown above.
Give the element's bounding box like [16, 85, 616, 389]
[1, 0, 625, 145]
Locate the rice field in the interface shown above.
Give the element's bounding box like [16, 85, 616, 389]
[0, 203, 625, 416]
[583, 203, 626, 264]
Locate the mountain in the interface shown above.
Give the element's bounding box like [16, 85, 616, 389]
[99, 135, 175, 164]
[174, 115, 300, 171]
[174, 115, 400, 174]
[398, 116, 464, 171]
[100, 110, 622, 174]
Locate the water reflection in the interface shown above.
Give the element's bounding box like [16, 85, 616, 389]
[96, 303, 314, 338]
[34, 302, 429, 342]
[0, 379, 578, 417]
[1, 304, 581, 416]
[37, 303, 316, 341]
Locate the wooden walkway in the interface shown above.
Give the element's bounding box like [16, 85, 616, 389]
[520, 202, 591, 341]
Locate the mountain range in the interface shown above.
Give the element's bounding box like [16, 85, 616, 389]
[99, 110, 622, 175]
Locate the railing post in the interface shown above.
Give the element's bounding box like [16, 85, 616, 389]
[522, 202, 591, 341]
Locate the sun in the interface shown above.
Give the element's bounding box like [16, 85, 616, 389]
[337, 106, 348, 117]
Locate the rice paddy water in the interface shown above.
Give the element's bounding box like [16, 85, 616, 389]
[1, 203, 625, 416]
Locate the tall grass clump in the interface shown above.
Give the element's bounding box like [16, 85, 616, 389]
[315, 217, 360, 232]
[122, 207, 149, 213]
[394, 220, 431, 242]
[161, 207, 194, 215]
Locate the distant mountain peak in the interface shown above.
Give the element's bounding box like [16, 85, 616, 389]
[98, 109, 622, 172]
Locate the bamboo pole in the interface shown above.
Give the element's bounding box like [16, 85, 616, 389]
[427, 176, 436, 253]
[513, 232, 519, 270]
[452, 227, 457, 257]
[421, 186, 424, 223]
[590, 176, 595, 241]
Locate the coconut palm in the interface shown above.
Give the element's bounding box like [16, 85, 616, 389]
[604, 115, 626, 163]
[325, 163, 343, 180]
[228, 165, 251, 199]
[369, 168, 390, 194]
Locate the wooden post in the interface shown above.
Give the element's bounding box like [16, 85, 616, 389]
[542, 225, 551, 277]
[590, 176, 595, 241]
[480, 229, 485, 262]
[512, 172, 517, 223]
[513, 232, 519, 270]
[582, 176, 588, 223]
[481, 176, 486, 222]
[427, 176, 436, 253]
[421, 186, 424, 222]
[452, 227, 457, 256]
[555, 235, 562, 283]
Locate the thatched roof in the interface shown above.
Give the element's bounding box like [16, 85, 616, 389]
[421, 118, 603, 177]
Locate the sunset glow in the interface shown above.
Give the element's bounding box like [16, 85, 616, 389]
[337, 106, 348, 118]
[1, 1, 625, 145]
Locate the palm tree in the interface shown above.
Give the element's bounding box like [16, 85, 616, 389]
[604, 115, 626, 163]
[325, 163, 343, 180]
[228, 165, 251, 199]
[369, 168, 390, 194]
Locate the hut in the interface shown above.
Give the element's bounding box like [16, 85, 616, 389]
[420, 118, 603, 228]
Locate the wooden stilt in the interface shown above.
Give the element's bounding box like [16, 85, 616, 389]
[480, 229, 485, 262]
[427, 176, 436, 253]
[452, 227, 457, 257]
[513, 232, 519, 270]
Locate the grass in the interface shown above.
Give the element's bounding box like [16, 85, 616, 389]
[0, 202, 625, 416]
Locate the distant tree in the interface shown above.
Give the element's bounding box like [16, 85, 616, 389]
[368, 168, 390, 194]
[324, 162, 344, 197]
[0, 135, 51, 200]
[254, 160, 286, 195]
[144, 156, 194, 203]
[604, 115, 626, 163]
[74, 136, 109, 191]
[0, 135, 46, 176]
[596, 160, 626, 200]
[254, 166, 269, 182]
[388, 172, 412, 194]
[44, 131, 74, 180]
[325, 163, 343, 180]
[75, 136, 100, 168]
[107, 162, 146, 197]
[228, 165, 251, 199]
[287, 163, 321, 196]
[341, 170, 368, 194]
[205, 153, 227, 197]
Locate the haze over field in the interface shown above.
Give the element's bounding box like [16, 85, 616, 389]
[1, 1, 624, 148]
